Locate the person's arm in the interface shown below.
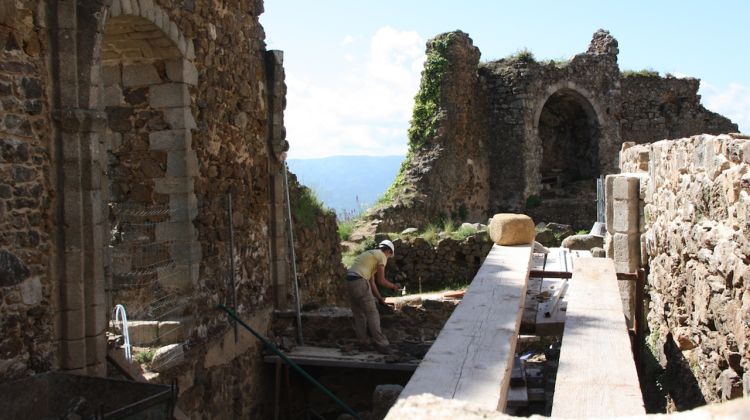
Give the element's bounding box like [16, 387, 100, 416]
[369, 275, 386, 304]
[375, 265, 399, 291]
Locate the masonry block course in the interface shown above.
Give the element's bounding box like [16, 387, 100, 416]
[620, 133, 750, 403]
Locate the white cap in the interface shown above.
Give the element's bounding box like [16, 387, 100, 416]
[379, 239, 395, 256]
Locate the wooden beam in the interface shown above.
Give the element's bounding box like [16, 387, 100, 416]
[551, 257, 645, 417]
[263, 345, 418, 371]
[397, 244, 533, 412]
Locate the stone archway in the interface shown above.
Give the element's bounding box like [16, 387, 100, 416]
[537, 88, 601, 190]
[100, 6, 200, 317]
[50, 0, 199, 375]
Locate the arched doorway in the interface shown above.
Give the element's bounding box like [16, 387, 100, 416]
[538, 88, 601, 190]
[50, 1, 200, 374]
[99, 8, 200, 344]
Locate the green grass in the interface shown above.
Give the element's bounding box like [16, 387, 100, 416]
[442, 218, 456, 235]
[453, 224, 478, 241]
[622, 69, 659, 78]
[293, 185, 330, 228]
[508, 47, 535, 62]
[576, 229, 589, 235]
[421, 224, 440, 246]
[134, 348, 155, 365]
[337, 218, 356, 241]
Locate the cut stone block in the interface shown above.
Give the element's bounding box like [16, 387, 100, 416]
[613, 233, 640, 273]
[122, 63, 161, 87]
[613, 175, 640, 201]
[128, 320, 159, 346]
[162, 107, 197, 130]
[488, 213, 535, 246]
[166, 59, 198, 85]
[149, 83, 189, 108]
[158, 321, 186, 345]
[149, 129, 190, 151]
[612, 198, 639, 234]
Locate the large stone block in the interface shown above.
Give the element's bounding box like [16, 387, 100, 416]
[122, 63, 161, 87]
[612, 198, 639, 234]
[158, 320, 187, 345]
[605, 174, 615, 234]
[488, 213, 535, 246]
[154, 177, 194, 195]
[151, 343, 184, 372]
[149, 129, 190, 151]
[165, 59, 198, 85]
[613, 175, 639, 201]
[149, 83, 189, 108]
[162, 107, 197, 130]
[128, 320, 159, 346]
[613, 233, 640, 273]
[60, 338, 86, 370]
[167, 150, 199, 177]
[61, 309, 86, 341]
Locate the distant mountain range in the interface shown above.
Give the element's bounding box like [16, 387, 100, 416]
[287, 155, 405, 217]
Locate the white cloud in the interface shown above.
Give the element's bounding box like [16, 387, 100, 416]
[285, 27, 425, 158]
[701, 82, 750, 134]
[342, 35, 355, 45]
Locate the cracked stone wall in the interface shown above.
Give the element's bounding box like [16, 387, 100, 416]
[620, 133, 750, 405]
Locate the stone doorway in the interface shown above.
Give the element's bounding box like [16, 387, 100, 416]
[99, 7, 201, 348]
[538, 88, 601, 191]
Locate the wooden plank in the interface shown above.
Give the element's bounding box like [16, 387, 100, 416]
[263, 346, 418, 371]
[551, 257, 645, 418]
[398, 244, 533, 412]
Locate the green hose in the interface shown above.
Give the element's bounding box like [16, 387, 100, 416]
[216, 305, 362, 420]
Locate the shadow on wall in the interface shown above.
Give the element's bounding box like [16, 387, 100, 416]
[641, 332, 707, 413]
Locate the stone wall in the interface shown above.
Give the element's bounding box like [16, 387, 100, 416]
[369, 30, 737, 233]
[619, 133, 750, 404]
[385, 232, 494, 292]
[620, 75, 737, 144]
[0, 0, 56, 380]
[0, 1, 351, 418]
[366, 31, 489, 231]
[287, 172, 347, 307]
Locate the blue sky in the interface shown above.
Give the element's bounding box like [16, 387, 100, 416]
[261, 1, 750, 159]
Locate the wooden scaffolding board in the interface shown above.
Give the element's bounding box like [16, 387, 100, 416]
[263, 345, 419, 371]
[398, 244, 533, 412]
[551, 257, 645, 417]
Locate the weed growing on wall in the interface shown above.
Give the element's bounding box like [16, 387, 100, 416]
[293, 185, 331, 228]
[373, 33, 455, 208]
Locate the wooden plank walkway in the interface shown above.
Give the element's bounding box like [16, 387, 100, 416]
[398, 244, 533, 412]
[263, 346, 419, 371]
[551, 257, 645, 417]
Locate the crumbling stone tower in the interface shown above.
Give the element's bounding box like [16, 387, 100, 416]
[369, 30, 736, 230]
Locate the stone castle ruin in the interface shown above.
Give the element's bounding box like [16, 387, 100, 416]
[2, 1, 749, 417]
[369, 30, 736, 230]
